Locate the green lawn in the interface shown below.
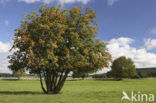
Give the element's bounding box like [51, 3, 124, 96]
[0, 78, 156, 103]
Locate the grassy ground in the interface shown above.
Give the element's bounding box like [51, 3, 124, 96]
[0, 78, 156, 103]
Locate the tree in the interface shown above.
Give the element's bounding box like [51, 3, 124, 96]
[8, 5, 111, 94]
[72, 71, 88, 80]
[12, 69, 26, 79]
[111, 56, 137, 79]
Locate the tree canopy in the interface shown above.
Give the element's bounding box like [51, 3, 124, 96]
[111, 56, 137, 79]
[8, 5, 111, 94]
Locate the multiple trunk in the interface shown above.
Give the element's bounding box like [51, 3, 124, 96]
[39, 69, 70, 94]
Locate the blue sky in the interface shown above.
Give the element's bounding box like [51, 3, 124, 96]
[0, 0, 156, 73]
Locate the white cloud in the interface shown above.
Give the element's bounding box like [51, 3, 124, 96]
[109, 37, 133, 46]
[0, 53, 11, 73]
[150, 27, 156, 35]
[1, 0, 119, 6]
[43, 0, 55, 4]
[0, 41, 10, 53]
[144, 38, 156, 50]
[97, 68, 111, 74]
[0, 41, 11, 73]
[17, 0, 91, 4]
[17, 0, 40, 3]
[107, 0, 119, 6]
[59, 0, 91, 5]
[4, 20, 9, 26]
[107, 37, 156, 68]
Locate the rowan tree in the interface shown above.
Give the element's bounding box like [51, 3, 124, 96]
[8, 5, 111, 94]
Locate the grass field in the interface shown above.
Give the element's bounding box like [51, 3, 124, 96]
[0, 78, 156, 103]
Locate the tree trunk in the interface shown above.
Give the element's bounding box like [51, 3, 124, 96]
[39, 73, 47, 94]
[39, 70, 69, 94]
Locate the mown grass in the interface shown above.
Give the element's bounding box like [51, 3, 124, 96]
[0, 78, 156, 103]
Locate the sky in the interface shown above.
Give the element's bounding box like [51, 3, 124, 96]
[0, 0, 156, 73]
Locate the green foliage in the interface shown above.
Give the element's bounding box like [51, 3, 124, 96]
[8, 5, 111, 73]
[72, 71, 88, 79]
[8, 5, 111, 94]
[12, 69, 26, 79]
[136, 68, 156, 78]
[106, 71, 113, 78]
[137, 72, 148, 78]
[111, 56, 137, 79]
[149, 72, 156, 77]
[0, 73, 12, 77]
[92, 73, 107, 78]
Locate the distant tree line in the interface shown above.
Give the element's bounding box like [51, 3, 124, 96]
[72, 71, 88, 80]
[136, 68, 156, 78]
[92, 56, 156, 79]
[92, 71, 156, 79]
[0, 73, 12, 77]
[0, 70, 35, 79]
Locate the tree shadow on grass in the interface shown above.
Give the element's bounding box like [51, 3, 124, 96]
[0, 91, 43, 95]
[2, 79, 20, 81]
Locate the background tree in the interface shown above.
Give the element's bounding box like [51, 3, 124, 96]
[12, 69, 26, 79]
[72, 71, 88, 80]
[8, 5, 111, 94]
[110, 56, 137, 79]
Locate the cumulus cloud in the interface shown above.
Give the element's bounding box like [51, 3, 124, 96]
[144, 38, 156, 50]
[43, 0, 55, 4]
[17, 0, 40, 3]
[2, 0, 120, 6]
[107, 0, 119, 6]
[0, 41, 10, 53]
[59, 0, 91, 5]
[0, 53, 11, 73]
[107, 37, 156, 68]
[0, 41, 11, 73]
[17, 0, 91, 4]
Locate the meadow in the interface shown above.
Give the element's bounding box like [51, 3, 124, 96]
[0, 78, 156, 103]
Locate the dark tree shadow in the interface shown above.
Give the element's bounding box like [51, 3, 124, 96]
[0, 91, 43, 95]
[2, 79, 20, 81]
